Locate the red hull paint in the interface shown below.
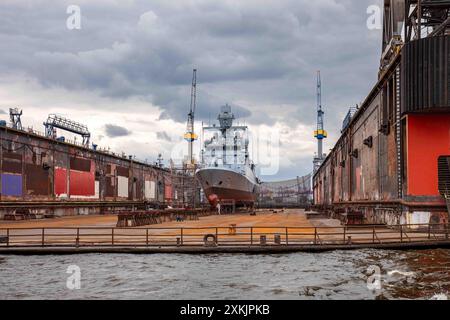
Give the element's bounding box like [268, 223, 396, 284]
[204, 187, 256, 206]
[407, 114, 450, 196]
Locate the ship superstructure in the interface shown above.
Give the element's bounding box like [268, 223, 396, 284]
[195, 105, 259, 210]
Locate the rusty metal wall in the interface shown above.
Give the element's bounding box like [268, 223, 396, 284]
[0, 127, 171, 206]
[314, 36, 450, 225]
[313, 65, 399, 217]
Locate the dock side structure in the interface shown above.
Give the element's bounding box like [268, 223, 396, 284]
[313, 0, 450, 225]
[0, 115, 197, 219]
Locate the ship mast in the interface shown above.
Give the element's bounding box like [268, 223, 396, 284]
[217, 104, 235, 165]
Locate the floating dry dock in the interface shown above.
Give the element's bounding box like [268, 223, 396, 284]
[1, 209, 449, 254]
[313, 1, 450, 225]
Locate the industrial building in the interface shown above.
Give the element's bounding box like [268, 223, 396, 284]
[0, 110, 197, 219]
[313, 0, 450, 225]
[258, 175, 312, 208]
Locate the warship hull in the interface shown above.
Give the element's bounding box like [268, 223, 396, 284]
[195, 167, 258, 207]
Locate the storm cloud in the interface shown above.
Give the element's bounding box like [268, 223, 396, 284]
[0, 0, 383, 180]
[104, 124, 132, 138]
[156, 131, 172, 142]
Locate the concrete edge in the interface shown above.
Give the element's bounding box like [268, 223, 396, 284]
[1, 241, 450, 255]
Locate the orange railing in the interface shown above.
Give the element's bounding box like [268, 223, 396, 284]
[0, 223, 449, 247]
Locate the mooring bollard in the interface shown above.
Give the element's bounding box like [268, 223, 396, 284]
[203, 234, 217, 247]
[347, 236, 352, 245]
[176, 237, 181, 247]
[228, 224, 237, 235]
[260, 235, 267, 246]
[274, 234, 281, 245]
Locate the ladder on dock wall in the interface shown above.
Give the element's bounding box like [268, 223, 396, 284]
[438, 156, 450, 215]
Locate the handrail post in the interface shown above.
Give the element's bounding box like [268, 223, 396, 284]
[372, 227, 375, 244]
[6, 228, 9, 247]
[41, 228, 45, 247]
[146, 229, 149, 246]
[215, 227, 218, 245]
[446, 222, 449, 240]
[112, 228, 114, 246]
[400, 225, 403, 243]
[428, 224, 431, 239]
[285, 227, 289, 245]
[343, 227, 346, 244]
[314, 227, 317, 245]
[181, 228, 184, 246]
[250, 227, 253, 245]
[76, 228, 80, 247]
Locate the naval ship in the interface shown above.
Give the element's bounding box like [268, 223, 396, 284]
[195, 105, 260, 209]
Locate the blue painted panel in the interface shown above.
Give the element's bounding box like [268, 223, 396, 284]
[1, 173, 22, 196]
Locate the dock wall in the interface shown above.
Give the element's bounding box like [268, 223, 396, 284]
[313, 36, 450, 226]
[0, 126, 191, 219]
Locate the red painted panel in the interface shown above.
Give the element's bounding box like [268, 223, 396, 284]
[69, 160, 95, 196]
[69, 170, 95, 196]
[407, 114, 450, 196]
[165, 185, 173, 200]
[55, 168, 67, 196]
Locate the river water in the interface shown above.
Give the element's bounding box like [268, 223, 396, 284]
[0, 249, 449, 300]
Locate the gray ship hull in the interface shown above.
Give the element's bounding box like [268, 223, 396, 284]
[196, 167, 258, 207]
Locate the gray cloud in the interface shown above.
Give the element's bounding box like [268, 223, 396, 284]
[104, 124, 131, 138]
[0, 0, 384, 178]
[0, 0, 381, 126]
[156, 131, 171, 142]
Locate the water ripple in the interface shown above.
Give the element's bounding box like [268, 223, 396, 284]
[0, 249, 449, 300]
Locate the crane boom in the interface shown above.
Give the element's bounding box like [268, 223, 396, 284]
[184, 69, 198, 165]
[313, 70, 327, 172]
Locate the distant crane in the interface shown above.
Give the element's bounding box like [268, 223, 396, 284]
[157, 153, 164, 167]
[313, 71, 327, 172]
[43, 114, 91, 148]
[9, 108, 23, 130]
[184, 69, 198, 166]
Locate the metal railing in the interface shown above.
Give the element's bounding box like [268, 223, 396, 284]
[0, 223, 449, 248]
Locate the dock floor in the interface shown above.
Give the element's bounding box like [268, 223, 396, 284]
[0, 209, 314, 229]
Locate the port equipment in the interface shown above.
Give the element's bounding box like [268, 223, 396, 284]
[9, 108, 23, 130]
[313, 71, 327, 173]
[184, 69, 198, 166]
[43, 114, 91, 148]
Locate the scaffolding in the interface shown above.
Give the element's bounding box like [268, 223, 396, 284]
[168, 163, 201, 209]
[9, 108, 23, 130]
[258, 174, 313, 208]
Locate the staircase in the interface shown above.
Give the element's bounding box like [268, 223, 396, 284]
[438, 156, 450, 215]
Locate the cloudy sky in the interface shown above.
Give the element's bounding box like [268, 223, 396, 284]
[0, 0, 383, 181]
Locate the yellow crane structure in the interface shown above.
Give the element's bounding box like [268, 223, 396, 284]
[184, 69, 198, 166]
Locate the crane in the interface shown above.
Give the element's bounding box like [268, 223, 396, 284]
[184, 69, 198, 166]
[313, 70, 327, 172]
